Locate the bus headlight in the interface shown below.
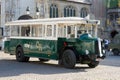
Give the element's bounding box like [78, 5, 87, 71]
[85, 50, 89, 55]
[103, 50, 106, 54]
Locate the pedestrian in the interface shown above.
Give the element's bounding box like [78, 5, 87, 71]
[26, 27, 30, 36]
[104, 39, 109, 50]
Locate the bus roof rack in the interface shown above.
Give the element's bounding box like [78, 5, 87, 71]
[5, 17, 100, 26]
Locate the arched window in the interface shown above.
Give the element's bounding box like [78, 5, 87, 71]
[64, 6, 76, 17]
[80, 7, 88, 18]
[50, 4, 58, 18]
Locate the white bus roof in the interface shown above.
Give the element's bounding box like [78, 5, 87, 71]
[5, 17, 100, 26]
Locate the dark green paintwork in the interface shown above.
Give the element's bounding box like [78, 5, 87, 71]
[106, 0, 119, 8]
[4, 34, 97, 60]
[4, 38, 58, 60]
[4, 41, 10, 53]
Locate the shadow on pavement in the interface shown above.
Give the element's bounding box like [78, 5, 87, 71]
[100, 55, 120, 67]
[0, 59, 90, 78]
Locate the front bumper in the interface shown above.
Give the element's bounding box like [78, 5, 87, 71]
[95, 38, 106, 59]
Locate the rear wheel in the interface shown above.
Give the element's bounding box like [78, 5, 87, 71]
[16, 47, 29, 62]
[62, 50, 76, 69]
[88, 61, 99, 68]
[112, 49, 119, 56]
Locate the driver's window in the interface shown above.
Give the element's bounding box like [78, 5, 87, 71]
[77, 24, 86, 37]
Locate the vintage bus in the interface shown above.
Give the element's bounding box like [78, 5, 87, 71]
[4, 17, 105, 69]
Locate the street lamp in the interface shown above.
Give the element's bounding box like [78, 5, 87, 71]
[36, 7, 40, 18]
[26, 6, 30, 15]
[36, 7, 39, 16]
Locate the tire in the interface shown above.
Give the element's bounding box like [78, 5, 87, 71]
[88, 61, 99, 68]
[16, 47, 29, 62]
[62, 50, 76, 69]
[38, 58, 49, 62]
[112, 49, 119, 56]
[58, 59, 63, 66]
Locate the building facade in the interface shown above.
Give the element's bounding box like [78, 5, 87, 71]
[90, 0, 107, 39]
[0, 0, 108, 37]
[107, 0, 120, 40]
[0, 0, 92, 37]
[35, 0, 91, 18]
[0, 0, 108, 38]
[0, 0, 108, 49]
[1, 0, 91, 23]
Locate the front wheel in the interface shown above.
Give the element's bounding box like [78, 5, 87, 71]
[88, 61, 99, 68]
[16, 47, 29, 62]
[62, 50, 76, 69]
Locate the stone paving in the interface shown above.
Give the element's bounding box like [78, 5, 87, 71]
[0, 51, 120, 80]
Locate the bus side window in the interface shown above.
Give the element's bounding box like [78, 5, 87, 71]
[68, 26, 71, 34]
[26, 27, 30, 36]
[77, 30, 82, 37]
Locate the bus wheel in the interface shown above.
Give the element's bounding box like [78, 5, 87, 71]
[16, 47, 29, 62]
[62, 50, 76, 69]
[88, 61, 99, 68]
[38, 58, 49, 62]
[58, 59, 63, 66]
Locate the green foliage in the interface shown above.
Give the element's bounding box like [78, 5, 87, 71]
[106, 0, 119, 8]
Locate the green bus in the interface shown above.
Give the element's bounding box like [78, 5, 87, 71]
[4, 17, 105, 69]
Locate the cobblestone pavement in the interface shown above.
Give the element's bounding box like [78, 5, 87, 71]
[0, 51, 120, 80]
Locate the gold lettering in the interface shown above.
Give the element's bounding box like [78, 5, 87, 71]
[36, 41, 42, 51]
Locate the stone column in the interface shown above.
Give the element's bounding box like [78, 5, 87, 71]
[1, 0, 5, 27]
[1, 0, 5, 36]
[45, 0, 49, 18]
